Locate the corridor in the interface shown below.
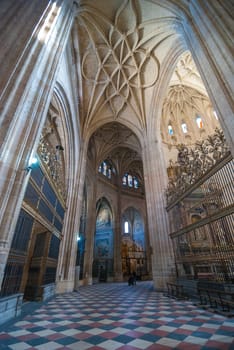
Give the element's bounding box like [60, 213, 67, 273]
[0, 281, 233, 350]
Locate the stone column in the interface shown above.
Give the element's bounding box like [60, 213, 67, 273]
[0, 0, 75, 289]
[82, 179, 97, 286]
[143, 213, 152, 279]
[113, 185, 123, 281]
[184, 0, 234, 153]
[143, 138, 175, 291]
[56, 143, 88, 293]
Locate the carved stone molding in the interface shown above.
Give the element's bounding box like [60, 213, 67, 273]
[37, 110, 66, 201]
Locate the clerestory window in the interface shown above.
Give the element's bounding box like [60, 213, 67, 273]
[181, 122, 188, 133]
[196, 115, 203, 128]
[168, 124, 174, 135]
[98, 160, 115, 179]
[124, 221, 129, 233]
[122, 173, 139, 189]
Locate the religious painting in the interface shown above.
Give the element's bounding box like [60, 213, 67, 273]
[96, 238, 110, 257]
[93, 198, 114, 280]
[96, 207, 111, 228]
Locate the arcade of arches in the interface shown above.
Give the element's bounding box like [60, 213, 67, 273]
[0, 0, 233, 324]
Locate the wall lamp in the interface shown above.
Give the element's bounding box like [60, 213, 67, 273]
[26, 155, 38, 172]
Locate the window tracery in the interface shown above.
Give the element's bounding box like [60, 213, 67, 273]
[122, 173, 139, 189]
[98, 160, 116, 179]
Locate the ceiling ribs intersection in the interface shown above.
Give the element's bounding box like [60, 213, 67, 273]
[77, 0, 178, 131]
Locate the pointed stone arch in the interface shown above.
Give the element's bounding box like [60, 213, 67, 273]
[121, 206, 147, 278]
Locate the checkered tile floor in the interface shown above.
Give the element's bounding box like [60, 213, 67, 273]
[0, 281, 233, 349]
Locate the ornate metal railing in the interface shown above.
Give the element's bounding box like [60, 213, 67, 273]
[165, 129, 234, 283]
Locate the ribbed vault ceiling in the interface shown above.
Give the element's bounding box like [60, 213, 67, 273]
[76, 1, 215, 184]
[75, 0, 184, 133]
[88, 122, 143, 179]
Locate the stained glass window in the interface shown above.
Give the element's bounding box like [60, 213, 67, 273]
[103, 162, 107, 176]
[196, 115, 203, 128]
[122, 174, 127, 186]
[128, 175, 133, 187]
[168, 124, 174, 135]
[124, 221, 129, 233]
[98, 160, 115, 179]
[133, 177, 138, 189]
[122, 173, 139, 189]
[181, 122, 188, 133]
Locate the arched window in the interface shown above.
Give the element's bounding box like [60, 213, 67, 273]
[122, 173, 139, 189]
[181, 122, 188, 133]
[128, 174, 133, 187]
[133, 177, 138, 189]
[124, 221, 129, 233]
[98, 160, 115, 179]
[168, 124, 174, 135]
[103, 162, 107, 176]
[122, 174, 127, 186]
[196, 115, 203, 128]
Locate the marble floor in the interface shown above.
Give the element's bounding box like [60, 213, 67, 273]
[0, 281, 233, 349]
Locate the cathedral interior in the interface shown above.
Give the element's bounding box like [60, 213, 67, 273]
[0, 0, 233, 326]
